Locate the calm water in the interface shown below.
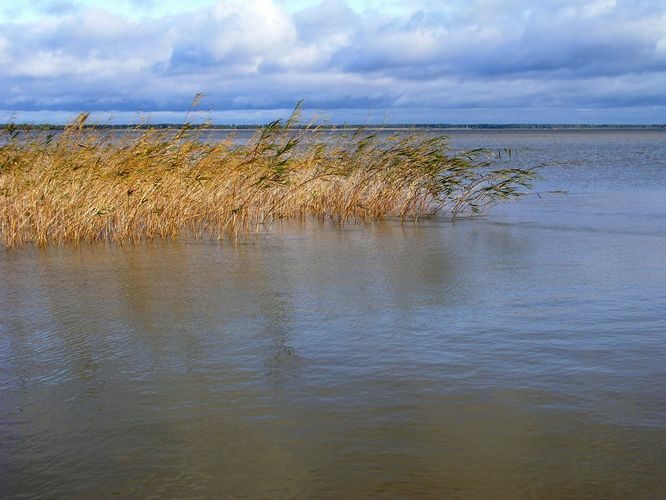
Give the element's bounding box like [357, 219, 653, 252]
[1, 130, 666, 498]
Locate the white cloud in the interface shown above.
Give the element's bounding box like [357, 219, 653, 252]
[1, 0, 665, 123]
[208, 0, 297, 60]
[583, 0, 617, 17]
[0, 36, 9, 64]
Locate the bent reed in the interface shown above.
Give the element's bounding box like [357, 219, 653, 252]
[0, 108, 533, 248]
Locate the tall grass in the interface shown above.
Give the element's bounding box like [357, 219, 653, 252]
[0, 108, 533, 248]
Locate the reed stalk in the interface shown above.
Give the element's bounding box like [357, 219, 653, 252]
[0, 109, 534, 248]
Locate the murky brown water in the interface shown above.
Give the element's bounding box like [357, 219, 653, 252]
[2, 130, 666, 498]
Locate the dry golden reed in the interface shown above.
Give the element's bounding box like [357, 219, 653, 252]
[0, 108, 533, 248]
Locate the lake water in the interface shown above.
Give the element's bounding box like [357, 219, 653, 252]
[1, 130, 665, 498]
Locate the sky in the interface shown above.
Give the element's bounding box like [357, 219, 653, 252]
[1, 0, 665, 124]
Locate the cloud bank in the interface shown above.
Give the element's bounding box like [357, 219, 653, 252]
[1, 0, 666, 123]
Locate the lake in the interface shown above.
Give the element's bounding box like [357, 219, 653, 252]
[1, 130, 665, 497]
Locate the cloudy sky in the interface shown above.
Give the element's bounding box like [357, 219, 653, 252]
[1, 0, 665, 124]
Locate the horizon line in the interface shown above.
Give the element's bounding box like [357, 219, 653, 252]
[4, 123, 666, 130]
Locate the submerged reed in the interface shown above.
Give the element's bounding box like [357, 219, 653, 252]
[0, 109, 534, 248]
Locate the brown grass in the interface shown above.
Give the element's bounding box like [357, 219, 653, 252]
[0, 110, 533, 248]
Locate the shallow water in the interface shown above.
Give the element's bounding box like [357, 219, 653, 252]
[1, 130, 666, 498]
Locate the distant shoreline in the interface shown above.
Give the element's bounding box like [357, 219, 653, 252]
[3, 124, 666, 131]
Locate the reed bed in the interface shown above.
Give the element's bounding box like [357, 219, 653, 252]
[0, 110, 533, 248]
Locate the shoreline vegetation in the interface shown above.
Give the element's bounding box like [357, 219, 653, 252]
[0, 106, 535, 249]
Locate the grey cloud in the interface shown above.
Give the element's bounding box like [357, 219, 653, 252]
[1, 0, 665, 123]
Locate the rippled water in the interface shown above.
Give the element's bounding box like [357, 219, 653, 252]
[2, 130, 666, 498]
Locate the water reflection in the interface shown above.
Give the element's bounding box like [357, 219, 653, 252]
[2, 131, 666, 497]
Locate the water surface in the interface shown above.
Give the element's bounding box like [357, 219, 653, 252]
[1, 130, 666, 497]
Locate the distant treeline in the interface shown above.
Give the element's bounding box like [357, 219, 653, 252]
[2, 123, 666, 131]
